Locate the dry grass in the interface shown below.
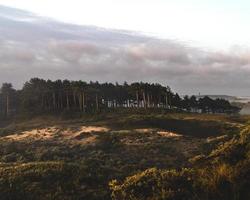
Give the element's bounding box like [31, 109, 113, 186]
[0, 112, 247, 199]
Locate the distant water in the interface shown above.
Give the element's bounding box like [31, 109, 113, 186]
[240, 105, 250, 115]
[232, 96, 250, 115]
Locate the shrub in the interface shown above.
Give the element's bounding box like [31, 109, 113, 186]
[109, 126, 250, 200]
[110, 168, 195, 200]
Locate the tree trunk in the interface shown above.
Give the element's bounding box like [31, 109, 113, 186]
[6, 94, 9, 117]
[136, 91, 139, 108]
[95, 94, 99, 111]
[150, 94, 154, 108]
[165, 95, 168, 108]
[41, 94, 44, 109]
[82, 92, 85, 112]
[53, 92, 56, 109]
[66, 92, 70, 110]
[60, 93, 63, 109]
[158, 95, 161, 108]
[78, 93, 82, 111]
[143, 91, 146, 109]
[73, 91, 77, 108]
[57, 96, 60, 109]
[169, 94, 171, 109]
[147, 93, 150, 108]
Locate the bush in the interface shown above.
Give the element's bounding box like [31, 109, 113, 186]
[110, 126, 250, 200]
[0, 161, 110, 200]
[110, 168, 195, 200]
[233, 160, 250, 200]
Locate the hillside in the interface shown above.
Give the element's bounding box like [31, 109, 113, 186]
[0, 111, 248, 199]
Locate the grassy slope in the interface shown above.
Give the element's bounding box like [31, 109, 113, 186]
[0, 112, 247, 199]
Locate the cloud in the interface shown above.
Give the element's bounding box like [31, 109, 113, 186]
[0, 5, 250, 95]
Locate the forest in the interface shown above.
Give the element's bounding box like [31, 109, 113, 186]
[0, 78, 240, 118]
[0, 78, 248, 200]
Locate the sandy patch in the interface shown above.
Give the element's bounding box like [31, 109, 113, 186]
[62, 126, 109, 138]
[2, 126, 109, 145]
[157, 131, 182, 138]
[76, 126, 109, 133]
[134, 128, 154, 133]
[4, 127, 59, 141]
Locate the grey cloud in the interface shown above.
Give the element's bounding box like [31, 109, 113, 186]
[0, 5, 250, 95]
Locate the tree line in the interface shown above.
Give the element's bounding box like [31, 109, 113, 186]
[0, 78, 240, 118]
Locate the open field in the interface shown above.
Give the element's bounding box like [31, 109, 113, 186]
[0, 112, 249, 199]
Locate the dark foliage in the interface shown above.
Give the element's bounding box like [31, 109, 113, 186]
[0, 78, 240, 119]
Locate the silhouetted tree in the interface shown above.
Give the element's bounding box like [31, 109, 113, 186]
[0, 78, 240, 118]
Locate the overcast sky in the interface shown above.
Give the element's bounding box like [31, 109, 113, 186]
[0, 1, 250, 95]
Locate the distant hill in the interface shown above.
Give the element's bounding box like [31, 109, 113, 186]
[194, 95, 250, 103]
[196, 95, 236, 101]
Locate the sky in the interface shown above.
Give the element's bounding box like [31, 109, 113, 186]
[0, 1, 250, 95]
[1, 0, 250, 49]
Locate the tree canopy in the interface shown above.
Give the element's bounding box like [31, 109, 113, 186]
[0, 78, 240, 118]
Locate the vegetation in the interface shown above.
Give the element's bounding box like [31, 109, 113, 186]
[0, 78, 246, 199]
[0, 78, 240, 119]
[0, 111, 248, 199]
[109, 116, 250, 200]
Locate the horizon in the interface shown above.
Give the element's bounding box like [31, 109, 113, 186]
[0, 1, 250, 96]
[4, 77, 250, 98]
[0, 3, 250, 198]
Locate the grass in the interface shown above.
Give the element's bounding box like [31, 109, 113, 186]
[0, 111, 248, 199]
[110, 117, 250, 200]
